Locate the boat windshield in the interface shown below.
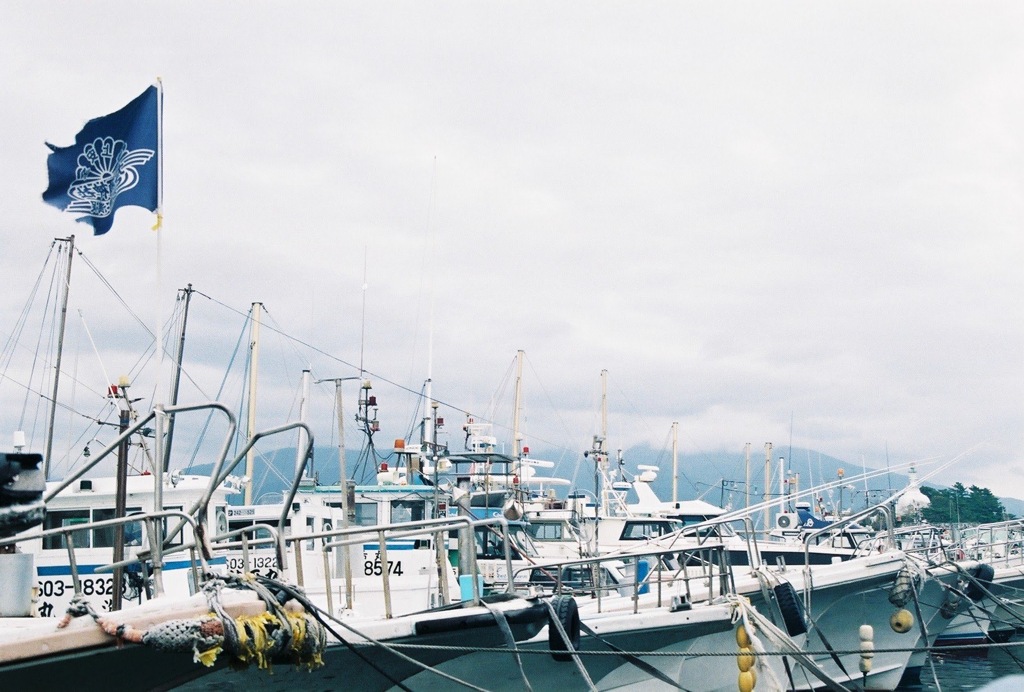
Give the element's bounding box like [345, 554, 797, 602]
[620, 519, 684, 540]
[475, 522, 540, 560]
[527, 520, 579, 542]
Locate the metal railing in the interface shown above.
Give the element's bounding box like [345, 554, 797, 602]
[511, 543, 733, 615]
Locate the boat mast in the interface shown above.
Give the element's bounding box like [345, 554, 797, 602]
[161, 283, 193, 471]
[43, 235, 75, 480]
[244, 302, 262, 505]
[295, 369, 311, 477]
[744, 442, 751, 510]
[316, 374, 360, 608]
[335, 378, 354, 607]
[763, 442, 772, 532]
[423, 377, 435, 452]
[512, 350, 524, 457]
[671, 421, 679, 503]
[111, 377, 132, 611]
[598, 369, 609, 513]
[778, 456, 786, 513]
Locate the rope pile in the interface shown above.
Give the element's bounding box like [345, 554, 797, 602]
[57, 573, 326, 672]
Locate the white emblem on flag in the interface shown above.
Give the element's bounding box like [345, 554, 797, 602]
[64, 136, 154, 218]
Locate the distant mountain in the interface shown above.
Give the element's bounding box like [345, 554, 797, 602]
[196, 443, 1022, 518]
[567, 443, 911, 513]
[605, 443, 1023, 519]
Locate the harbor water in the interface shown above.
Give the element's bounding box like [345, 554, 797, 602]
[899, 634, 1024, 690]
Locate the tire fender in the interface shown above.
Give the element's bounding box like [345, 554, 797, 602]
[773, 582, 807, 637]
[549, 594, 581, 661]
[966, 563, 995, 602]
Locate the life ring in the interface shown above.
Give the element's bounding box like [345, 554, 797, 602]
[773, 582, 807, 637]
[965, 563, 995, 602]
[549, 594, 581, 661]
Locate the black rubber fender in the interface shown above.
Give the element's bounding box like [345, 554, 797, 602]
[966, 563, 995, 601]
[773, 581, 807, 636]
[549, 594, 581, 661]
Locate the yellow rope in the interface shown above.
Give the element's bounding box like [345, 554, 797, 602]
[235, 611, 281, 670]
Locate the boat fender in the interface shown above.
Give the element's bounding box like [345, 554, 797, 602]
[215, 508, 228, 537]
[548, 594, 581, 662]
[772, 582, 807, 637]
[859, 624, 874, 675]
[888, 568, 913, 608]
[889, 608, 914, 634]
[940, 586, 962, 619]
[965, 563, 994, 601]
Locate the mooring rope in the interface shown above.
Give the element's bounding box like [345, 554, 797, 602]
[55, 572, 327, 672]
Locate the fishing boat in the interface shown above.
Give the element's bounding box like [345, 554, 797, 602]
[0, 402, 557, 692]
[0, 501, 552, 692]
[940, 518, 1024, 645]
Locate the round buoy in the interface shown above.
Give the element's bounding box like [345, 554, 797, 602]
[736, 624, 751, 648]
[737, 647, 755, 672]
[890, 608, 914, 633]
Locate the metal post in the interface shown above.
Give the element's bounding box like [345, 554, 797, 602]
[111, 386, 130, 611]
[163, 284, 193, 471]
[43, 235, 75, 480]
[244, 303, 262, 505]
[317, 375, 359, 609]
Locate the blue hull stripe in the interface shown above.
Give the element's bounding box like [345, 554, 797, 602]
[37, 556, 226, 577]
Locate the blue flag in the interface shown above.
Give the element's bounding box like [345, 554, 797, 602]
[42, 86, 160, 236]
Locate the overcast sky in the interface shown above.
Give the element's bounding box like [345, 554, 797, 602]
[1, 2, 1021, 496]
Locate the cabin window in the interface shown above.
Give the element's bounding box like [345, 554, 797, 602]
[354, 502, 377, 526]
[43, 509, 90, 549]
[621, 521, 674, 541]
[390, 500, 425, 525]
[92, 507, 144, 548]
[528, 522, 564, 541]
[162, 506, 185, 547]
[43, 508, 148, 549]
[475, 526, 521, 560]
[306, 516, 316, 550]
[227, 519, 253, 535]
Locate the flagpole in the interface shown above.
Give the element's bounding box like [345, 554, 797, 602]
[156, 77, 164, 226]
[154, 77, 167, 470]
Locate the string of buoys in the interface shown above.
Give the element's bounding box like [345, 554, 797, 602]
[736, 623, 757, 692]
